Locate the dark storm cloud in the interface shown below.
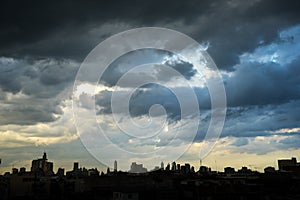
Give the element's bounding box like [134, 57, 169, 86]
[1, 0, 300, 149]
[96, 85, 181, 121]
[222, 100, 300, 137]
[0, 57, 77, 97]
[100, 49, 196, 87]
[1, 0, 300, 69]
[225, 55, 300, 107]
[0, 57, 77, 125]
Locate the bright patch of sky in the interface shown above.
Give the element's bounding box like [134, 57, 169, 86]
[240, 25, 300, 65]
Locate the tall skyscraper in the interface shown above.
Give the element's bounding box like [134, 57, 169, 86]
[161, 161, 164, 170]
[73, 162, 79, 171]
[114, 160, 117, 172]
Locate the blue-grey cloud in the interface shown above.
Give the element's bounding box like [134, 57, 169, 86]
[100, 49, 196, 87]
[0, 57, 78, 125]
[1, 0, 300, 69]
[231, 138, 249, 147]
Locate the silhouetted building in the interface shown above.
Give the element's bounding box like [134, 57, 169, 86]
[31, 152, 53, 176]
[19, 167, 26, 174]
[73, 162, 79, 171]
[237, 166, 252, 175]
[12, 168, 18, 175]
[185, 163, 191, 174]
[88, 168, 99, 176]
[199, 166, 211, 173]
[278, 157, 300, 172]
[264, 166, 275, 173]
[177, 164, 181, 172]
[180, 165, 185, 174]
[224, 167, 235, 174]
[171, 162, 176, 171]
[57, 168, 65, 177]
[66, 162, 89, 178]
[114, 160, 118, 172]
[129, 162, 147, 173]
[165, 163, 170, 171]
[161, 161, 164, 170]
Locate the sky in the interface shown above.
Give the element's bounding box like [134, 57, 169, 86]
[1, 0, 300, 173]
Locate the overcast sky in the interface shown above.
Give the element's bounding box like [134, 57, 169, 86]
[1, 0, 300, 173]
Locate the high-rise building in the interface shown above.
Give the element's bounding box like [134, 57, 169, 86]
[177, 164, 181, 172]
[161, 161, 164, 170]
[73, 162, 79, 171]
[185, 163, 191, 174]
[129, 162, 147, 173]
[114, 160, 117, 172]
[31, 152, 53, 175]
[171, 162, 176, 171]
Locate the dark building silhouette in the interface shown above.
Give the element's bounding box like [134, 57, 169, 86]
[199, 166, 211, 173]
[56, 168, 65, 177]
[171, 162, 176, 171]
[12, 168, 18, 175]
[31, 152, 53, 176]
[114, 160, 117, 172]
[66, 162, 89, 178]
[176, 164, 181, 172]
[73, 162, 79, 171]
[278, 157, 300, 172]
[224, 167, 235, 174]
[237, 166, 252, 175]
[19, 167, 26, 174]
[4, 153, 300, 200]
[161, 161, 164, 170]
[129, 162, 147, 173]
[165, 163, 170, 171]
[264, 166, 276, 173]
[184, 163, 191, 174]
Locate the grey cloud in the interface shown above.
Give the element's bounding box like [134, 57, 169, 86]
[231, 138, 249, 147]
[0, 97, 63, 126]
[0, 57, 77, 125]
[100, 49, 196, 87]
[229, 134, 300, 156]
[278, 135, 300, 150]
[96, 85, 181, 122]
[0, 57, 78, 97]
[1, 0, 299, 69]
[221, 100, 300, 138]
[225, 55, 300, 107]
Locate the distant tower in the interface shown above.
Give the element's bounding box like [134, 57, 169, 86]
[73, 162, 79, 171]
[171, 162, 176, 171]
[114, 160, 117, 172]
[43, 152, 47, 160]
[161, 161, 164, 170]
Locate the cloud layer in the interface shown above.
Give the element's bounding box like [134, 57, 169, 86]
[1, 0, 300, 172]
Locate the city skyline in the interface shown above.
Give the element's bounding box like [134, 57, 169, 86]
[1, 151, 299, 174]
[1, 1, 300, 175]
[2, 152, 300, 200]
